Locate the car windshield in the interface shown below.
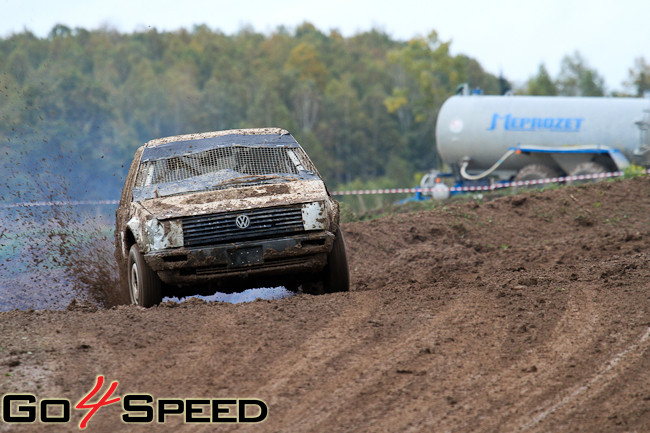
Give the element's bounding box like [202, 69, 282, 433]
[132, 144, 319, 201]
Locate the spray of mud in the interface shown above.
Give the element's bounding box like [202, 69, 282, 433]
[58, 213, 121, 307]
[0, 166, 120, 311]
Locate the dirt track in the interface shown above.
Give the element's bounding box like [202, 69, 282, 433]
[1, 177, 649, 432]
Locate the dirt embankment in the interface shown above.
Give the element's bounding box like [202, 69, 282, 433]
[1, 177, 649, 432]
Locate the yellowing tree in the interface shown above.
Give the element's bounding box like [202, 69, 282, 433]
[284, 42, 329, 90]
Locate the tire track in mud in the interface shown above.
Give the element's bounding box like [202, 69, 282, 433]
[370, 287, 506, 433]
[467, 285, 601, 432]
[236, 280, 510, 433]
[281, 292, 459, 432]
[520, 326, 650, 432]
[241, 292, 382, 432]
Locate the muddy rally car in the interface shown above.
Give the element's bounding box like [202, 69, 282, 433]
[114, 128, 349, 306]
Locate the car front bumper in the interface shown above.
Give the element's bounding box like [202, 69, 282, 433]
[143, 231, 334, 286]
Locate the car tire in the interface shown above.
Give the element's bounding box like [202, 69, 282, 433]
[301, 230, 350, 295]
[127, 244, 163, 307]
[323, 229, 350, 293]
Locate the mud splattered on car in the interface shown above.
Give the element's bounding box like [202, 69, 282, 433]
[114, 128, 349, 306]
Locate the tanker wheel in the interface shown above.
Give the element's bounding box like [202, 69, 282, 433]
[514, 164, 561, 188]
[127, 244, 163, 307]
[568, 162, 608, 184]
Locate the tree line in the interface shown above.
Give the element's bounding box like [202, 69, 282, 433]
[0, 23, 648, 202]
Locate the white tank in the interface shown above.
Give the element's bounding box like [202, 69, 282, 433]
[436, 95, 650, 174]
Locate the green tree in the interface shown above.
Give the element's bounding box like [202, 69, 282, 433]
[624, 57, 650, 97]
[526, 64, 558, 95]
[556, 51, 605, 96]
[384, 31, 500, 170]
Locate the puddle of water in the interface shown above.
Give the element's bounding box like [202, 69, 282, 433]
[164, 286, 297, 304]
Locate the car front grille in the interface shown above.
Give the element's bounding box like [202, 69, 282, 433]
[182, 205, 304, 247]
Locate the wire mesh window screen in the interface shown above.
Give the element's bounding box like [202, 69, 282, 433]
[136, 146, 317, 187]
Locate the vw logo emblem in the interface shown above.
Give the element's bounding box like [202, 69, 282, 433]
[235, 215, 250, 229]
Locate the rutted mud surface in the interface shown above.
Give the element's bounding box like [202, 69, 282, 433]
[1, 177, 649, 432]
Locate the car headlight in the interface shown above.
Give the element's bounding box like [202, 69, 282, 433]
[145, 218, 184, 251]
[301, 202, 327, 231]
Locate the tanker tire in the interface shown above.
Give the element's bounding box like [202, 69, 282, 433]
[568, 162, 608, 184]
[514, 164, 561, 188]
[127, 244, 163, 307]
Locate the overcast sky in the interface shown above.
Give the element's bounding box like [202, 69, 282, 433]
[1, 0, 648, 92]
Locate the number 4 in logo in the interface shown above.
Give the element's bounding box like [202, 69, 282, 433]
[75, 376, 121, 429]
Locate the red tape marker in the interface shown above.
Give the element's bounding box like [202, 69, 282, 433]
[331, 169, 645, 196]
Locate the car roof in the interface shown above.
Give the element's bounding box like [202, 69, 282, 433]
[143, 128, 290, 148]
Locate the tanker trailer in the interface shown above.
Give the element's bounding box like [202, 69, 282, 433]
[435, 94, 650, 183]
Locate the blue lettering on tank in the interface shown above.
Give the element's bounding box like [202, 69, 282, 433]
[486, 113, 584, 132]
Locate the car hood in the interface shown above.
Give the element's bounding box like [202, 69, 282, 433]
[135, 179, 329, 220]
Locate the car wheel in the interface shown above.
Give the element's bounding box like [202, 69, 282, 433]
[127, 244, 163, 307]
[323, 229, 350, 293]
[301, 230, 350, 295]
